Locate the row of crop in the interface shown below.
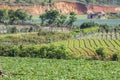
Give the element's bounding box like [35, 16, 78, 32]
[66, 39, 96, 56]
[41, 38, 120, 57]
[89, 40, 120, 49]
[114, 40, 120, 47]
[67, 39, 81, 55]
[66, 39, 120, 56]
[76, 39, 91, 56]
[1, 56, 120, 80]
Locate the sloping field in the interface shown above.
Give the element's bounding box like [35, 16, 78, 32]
[54, 32, 120, 57]
[54, 39, 120, 57]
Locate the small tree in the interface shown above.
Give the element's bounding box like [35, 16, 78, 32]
[99, 24, 110, 32]
[39, 14, 46, 25]
[0, 9, 9, 24]
[111, 53, 118, 61]
[15, 9, 29, 23]
[8, 9, 18, 24]
[67, 12, 77, 29]
[56, 14, 67, 27]
[96, 47, 106, 60]
[39, 10, 60, 29]
[45, 10, 59, 25]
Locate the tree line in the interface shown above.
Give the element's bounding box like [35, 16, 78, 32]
[0, 9, 77, 28]
[39, 10, 77, 28]
[0, 9, 31, 24]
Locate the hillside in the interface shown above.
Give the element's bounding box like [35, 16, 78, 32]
[0, 0, 120, 5]
[0, 1, 120, 15]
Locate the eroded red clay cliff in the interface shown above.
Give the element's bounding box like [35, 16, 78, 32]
[0, 2, 119, 15]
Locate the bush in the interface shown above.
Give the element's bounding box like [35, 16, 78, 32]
[99, 24, 110, 33]
[111, 53, 119, 61]
[94, 48, 119, 61]
[95, 47, 106, 60]
[96, 48, 105, 57]
[0, 44, 71, 59]
[80, 22, 98, 29]
[39, 44, 70, 59]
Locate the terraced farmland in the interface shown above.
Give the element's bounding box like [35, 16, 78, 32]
[54, 32, 120, 57]
[68, 39, 120, 55]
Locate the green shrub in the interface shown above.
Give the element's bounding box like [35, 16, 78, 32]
[111, 53, 119, 61]
[39, 44, 70, 59]
[7, 46, 20, 57]
[95, 47, 107, 60]
[99, 24, 110, 33]
[80, 22, 98, 29]
[96, 47, 105, 57]
[0, 44, 71, 59]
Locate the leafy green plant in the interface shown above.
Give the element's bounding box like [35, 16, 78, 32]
[95, 47, 107, 60]
[111, 53, 119, 61]
[1, 56, 120, 80]
[96, 47, 105, 57]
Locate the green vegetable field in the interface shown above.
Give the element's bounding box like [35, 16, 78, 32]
[0, 0, 120, 79]
[0, 57, 120, 80]
[0, 30, 120, 79]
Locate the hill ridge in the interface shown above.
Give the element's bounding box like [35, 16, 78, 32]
[0, 1, 119, 15]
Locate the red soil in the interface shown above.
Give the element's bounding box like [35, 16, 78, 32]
[0, 2, 119, 15]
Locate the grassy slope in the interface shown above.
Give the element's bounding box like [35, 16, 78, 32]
[0, 57, 120, 80]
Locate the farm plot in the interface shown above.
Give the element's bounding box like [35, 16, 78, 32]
[1, 57, 120, 80]
[62, 39, 120, 57]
